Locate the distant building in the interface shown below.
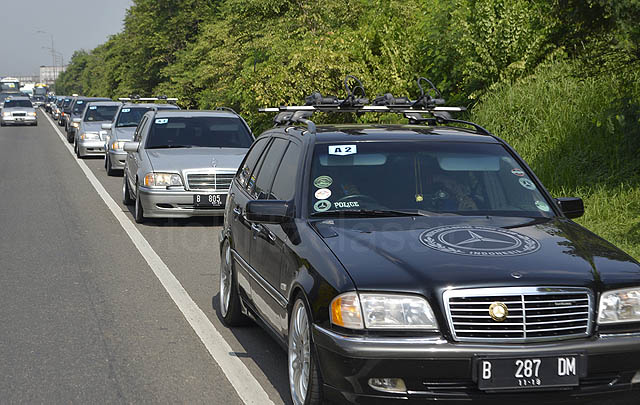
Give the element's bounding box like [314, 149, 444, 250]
[39, 65, 66, 85]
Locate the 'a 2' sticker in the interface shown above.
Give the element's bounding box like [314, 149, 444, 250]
[155, 118, 168, 124]
[329, 145, 357, 156]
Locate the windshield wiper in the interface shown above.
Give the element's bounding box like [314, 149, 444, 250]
[117, 124, 139, 127]
[146, 144, 193, 149]
[311, 209, 434, 218]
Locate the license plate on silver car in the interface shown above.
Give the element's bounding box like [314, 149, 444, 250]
[476, 354, 581, 390]
[193, 194, 225, 207]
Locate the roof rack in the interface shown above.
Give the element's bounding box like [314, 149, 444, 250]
[118, 95, 178, 104]
[258, 75, 472, 134]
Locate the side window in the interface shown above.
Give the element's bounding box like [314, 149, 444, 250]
[237, 137, 269, 188]
[134, 117, 148, 142]
[270, 142, 301, 201]
[251, 138, 289, 200]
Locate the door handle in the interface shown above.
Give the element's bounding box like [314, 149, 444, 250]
[251, 223, 263, 233]
[233, 207, 242, 216]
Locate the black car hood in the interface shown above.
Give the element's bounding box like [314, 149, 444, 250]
[315, 216, 640, 297]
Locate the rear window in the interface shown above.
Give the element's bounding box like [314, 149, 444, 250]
[146, 116, 253, 149]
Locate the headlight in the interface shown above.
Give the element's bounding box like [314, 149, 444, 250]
[72, 121, 80, 128]
[110, 141, 126, 150]
[2, 112, 10, 117]
[144, 172, 183, 187]
[80, 132, 99, 140]
[598, 287, 640, 324]
[28, 112, 37, 116]
[331, 292, 439, 330]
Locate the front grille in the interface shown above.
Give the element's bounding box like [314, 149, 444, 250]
[13, 112, 26, 117]
[444, 287, 593, 343]
[186, 173, 234, 191]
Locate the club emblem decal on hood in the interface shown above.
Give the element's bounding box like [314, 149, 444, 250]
[420, 225, 540, 256]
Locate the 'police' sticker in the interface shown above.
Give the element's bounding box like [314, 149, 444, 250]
[329, 145, 357, 156]
[122, 108, 130, 113]
[155, 118, 168, 124]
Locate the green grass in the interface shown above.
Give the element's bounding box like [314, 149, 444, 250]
[470, 61, 640, 260]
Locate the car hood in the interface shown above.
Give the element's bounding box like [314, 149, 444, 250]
[111, 126, 136, 141]
[146, 147, 248, 172]
[3, 107, 35, 112]
[80, 122, 106, 133]
[315, 216, 640, 299]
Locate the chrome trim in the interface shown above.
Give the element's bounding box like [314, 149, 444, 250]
[314, 324, 447, 345]
[183, 168, 236, 191]
[443, 286, 594, 343]
[599, 332, 640, 339]
[231, 249, 287, 308]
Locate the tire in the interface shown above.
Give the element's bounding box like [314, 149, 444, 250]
[67, 132, 74, 144]
[219, 240, 249, 326]
[134, 185, 145, 224]
[75, 142, 82, 159]
[288, 297, 323, 405]
[106, 155, 116, 176]
[122, 173, 133, 205]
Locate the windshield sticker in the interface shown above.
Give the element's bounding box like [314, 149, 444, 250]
[420, 225, 540, 257]
[89, 106, 97, 110]
[122, 108, 130, 113]
[315, 188, 332, 200]
[334, 201, 359, 209]
[535, 200, 550, 212]
[314, 200, 332, 212]
[155, 118, 168, 124]
[415, 194, 424, 202]
[519, 178, 536, 190]
[511, 168, 525, 177]
[314, 175, 333, 188]
[329, 145, 357, 156]
[77, 101, 84, 104]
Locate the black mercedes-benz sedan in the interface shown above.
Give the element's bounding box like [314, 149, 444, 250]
[218, 98, 640, 404]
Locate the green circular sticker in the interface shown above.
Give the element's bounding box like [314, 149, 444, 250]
[314, 200, 332, 212]
[314, 176, 333, 188]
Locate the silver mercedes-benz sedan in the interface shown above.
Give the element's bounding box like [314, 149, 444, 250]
[73, 101, 122, 158]
[103, 102, 179, 175]
[122, 110, 253, 223]
[1, 96, 37, 126]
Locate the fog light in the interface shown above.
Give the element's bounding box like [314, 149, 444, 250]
[633, 371, 640, 384]
[368, 378, 407, 394]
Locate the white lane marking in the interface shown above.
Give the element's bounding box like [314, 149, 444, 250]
[43, 113, 274, 405]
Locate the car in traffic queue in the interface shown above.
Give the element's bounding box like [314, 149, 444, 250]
[65, 96, 112, 142]
[51, 96, 65, 121]
[122, 109, 254, 223]
[58, 96, 75, 127]
[103, 98, 180, 176]
[1, 96, 37, 126]
[217, 77, 640, 405]
[73, 101, 122, 159]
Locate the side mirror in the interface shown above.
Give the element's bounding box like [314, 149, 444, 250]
[102, 123, 113, 130]
[245, 200, 290, 224]
[123, 142, 140, 152]
[556, 197, 584, 219]
[72, 118, 81, 123]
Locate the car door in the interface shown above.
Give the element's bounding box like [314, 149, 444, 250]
[246, 137, 290, 335]
[228, 136, 272, 302]
[126, 115, 149, 194]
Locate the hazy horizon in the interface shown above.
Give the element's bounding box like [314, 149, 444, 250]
[0, 0, 133, 76]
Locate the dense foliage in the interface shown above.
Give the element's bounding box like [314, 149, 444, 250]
[56, 0, 640, 258]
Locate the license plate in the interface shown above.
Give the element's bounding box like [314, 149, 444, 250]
[193, 194, 226, 207]
[476, 354, 581, 390]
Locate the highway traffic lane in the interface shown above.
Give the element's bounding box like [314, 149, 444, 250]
[45, 115, 292, 404]
[0, 117, 244, 403]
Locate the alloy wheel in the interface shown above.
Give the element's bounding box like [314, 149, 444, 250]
[288, 299, 311, 405]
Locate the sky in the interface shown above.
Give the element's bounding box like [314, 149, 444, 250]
[0, 0, 133, 76]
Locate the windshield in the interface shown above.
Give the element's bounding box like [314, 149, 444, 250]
[309, 141, 555, 218]
[116, 107, 152, 127]
[72, 100, 87, 115]
[0, 82, 19, 92]
[63, 99, 72, 108]
[146, 116, 253, 149]
[3, 99, 32, 108]
[33, 87, 47, 96]
[84, 105, 119, 122]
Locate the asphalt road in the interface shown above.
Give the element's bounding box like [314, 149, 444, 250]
[0, 114, 290, 403]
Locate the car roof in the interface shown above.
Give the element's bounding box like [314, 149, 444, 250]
[86, 101, 122, 106]
[122, 103, 179, 109]
[271, 124, 500, 144]
[74, 97, 111, 102]
[153, 110, 238, 118]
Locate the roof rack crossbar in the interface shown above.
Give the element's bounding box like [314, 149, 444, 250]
[404, 111, 489, 135]
[273, 110, 316, 134]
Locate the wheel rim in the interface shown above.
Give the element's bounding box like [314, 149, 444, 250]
[289, 300, 311, 405]
[122, 176, 127, 200]
[219, 244, 232, 317]
[135, 187, 142, 218]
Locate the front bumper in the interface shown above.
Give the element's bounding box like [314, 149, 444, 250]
[138, 186, 226, 218]
[313, 326, 640, 403]
[78, 139, 106, 156]
[2, 116, 37, 125]
[107, 150, 127, 169]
